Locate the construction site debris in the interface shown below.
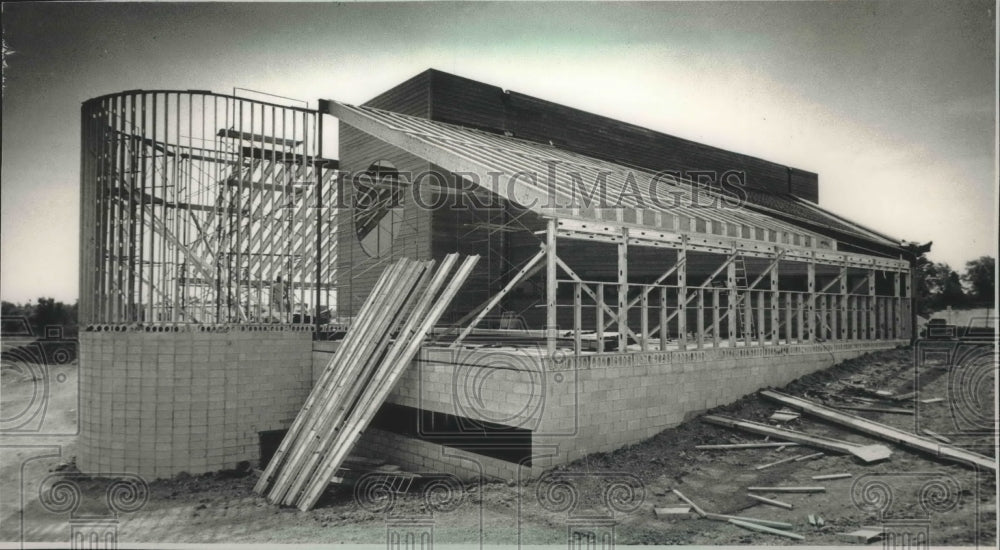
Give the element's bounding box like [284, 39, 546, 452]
[761, 390, 997, 472]
[755, 454, 811, 471]
[747, 486, 825, 493]
[728, 518, 805, 540]
[654, 506, 692, 518]
[695, 442, 800, 450]
[704, 513, 793, 530]
[702, 414, 892, 463]
[671, 488, 707, 517]
[807, 514, 826, 527]
[811, 473, 851, 481]
[793, 452, 825, 462]
[747, 493, 793, 510]
[769, 408, 801, 422]
[837, 527, 885, 543]
[922, 429, 953, 443]
[833, 405, 915, 415]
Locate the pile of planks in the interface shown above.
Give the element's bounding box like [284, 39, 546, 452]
[254, 254, 479, 511]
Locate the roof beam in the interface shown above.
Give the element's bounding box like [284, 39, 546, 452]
[555, 218, 908, 271]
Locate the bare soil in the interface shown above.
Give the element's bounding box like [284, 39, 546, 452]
[2, 345, 996, 546]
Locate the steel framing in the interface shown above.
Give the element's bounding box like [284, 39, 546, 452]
[80, 91, 337, 325]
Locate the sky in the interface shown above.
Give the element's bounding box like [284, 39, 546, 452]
[1, 1, 996, 304]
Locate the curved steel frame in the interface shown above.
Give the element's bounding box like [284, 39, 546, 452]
[80, 90, 337, 325]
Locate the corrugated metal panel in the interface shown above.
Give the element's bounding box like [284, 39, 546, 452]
[329, 100, 833, 250]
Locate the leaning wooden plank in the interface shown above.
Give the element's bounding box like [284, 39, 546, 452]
[254, 259, 408, 495]
[747, 486, 825, 493]
[299, 255, 479, 509]
[702, 414, 892, 463]
[696, 442, 800, 450]
[671, 489, 707, 518]
[271, 262, 419, 497]
[755, 454, 810, 471]
[920, 397, 945, 404]
[286, 259, 450, 505]
[761, 390, 997, 472]
[297, 256, 481, 510]
[747, 493, 793, 510]
[279, 258, 445, 505]
[704, 513, 792, 529]
[277, 260, 436, 504]
[812, 473, 852, 481]
[272, 260, 431, 502]
[728, 518, 804, 540]
[270, 260, 431, 503]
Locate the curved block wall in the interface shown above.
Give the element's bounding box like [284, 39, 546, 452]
[79, 328, 313, 479]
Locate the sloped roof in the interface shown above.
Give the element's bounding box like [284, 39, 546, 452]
[325, 99, 909, 270]
[328, 101, 832, 246]
[741, 189, 900, 249]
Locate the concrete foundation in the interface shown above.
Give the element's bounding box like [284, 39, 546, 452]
[79, 327, 313, 479]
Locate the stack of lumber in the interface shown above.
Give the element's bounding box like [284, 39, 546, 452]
[254, 254, 479, 510]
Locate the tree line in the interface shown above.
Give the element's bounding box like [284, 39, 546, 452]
[914, 255, 995, 316]
[1, 298, 79, 338]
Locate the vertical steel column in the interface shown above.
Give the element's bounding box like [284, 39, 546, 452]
[573, 282, 582, 356]
[696, 289, 705, 349]
[596, 284, 605, 353]
[659, 286, 668, 351]
[79, 102, 91, 324]
[868, 269, 876, 340]
[712, 288, 720, 348]
[617, 227, 629, 352]
[727, 260, 737, 348]
[770, 261, 779, 344]
[784, 291, 793, 344]
[807, 259, 816, 342]
[640, 286, 650, 351]
[676, 237, 687, 350]
[893, 271, 901, 340]
[905, 267, 914, 341]
[315, 109, 324, 332]
[840, 266, 848, 340]
[756, 291, 765, 346]
[546, 218, 558, 356]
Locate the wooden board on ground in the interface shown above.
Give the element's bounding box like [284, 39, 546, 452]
[761, 390, 997, 472]
[838, 527, 885, 543]
[654, 506, 692, 518]
[702, 414, 892, 463]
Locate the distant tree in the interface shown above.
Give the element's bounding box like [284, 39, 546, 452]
[1, 300, 27, 317]
[1, 298, 78, 338]
[916, 261, 966, 315]
[961, 256, 995, 305]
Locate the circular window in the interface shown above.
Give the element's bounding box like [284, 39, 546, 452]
[354, 161, 404, 258]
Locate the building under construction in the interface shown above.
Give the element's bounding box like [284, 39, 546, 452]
[78, 69, 917, 484]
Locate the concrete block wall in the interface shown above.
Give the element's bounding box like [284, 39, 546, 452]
[79, 327, 313, 479]
[531, 340, 908, 471]
[317, 340, 905, 479]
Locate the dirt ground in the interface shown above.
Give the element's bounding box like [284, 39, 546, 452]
[2, 345, 996, 546]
